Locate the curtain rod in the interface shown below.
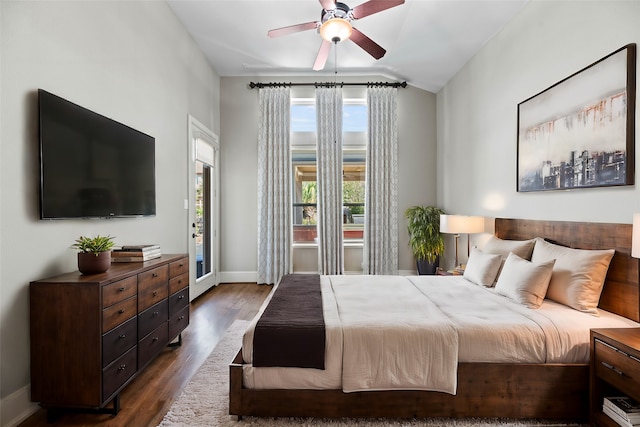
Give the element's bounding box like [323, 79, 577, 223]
[249, 81, 407, 89]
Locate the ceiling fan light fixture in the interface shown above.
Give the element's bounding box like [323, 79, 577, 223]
[320, 18, 352, 43]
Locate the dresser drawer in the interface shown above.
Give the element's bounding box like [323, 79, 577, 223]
[169, 287, 189, 315]
[169, 257, 189, 278]
[594, 338, 640, 398]
[139, 322, 168, 369]
[102, 316, 137, 367]
[138, 299, 168, 339]
[102, 276, 137, 309]
[102, 296, 137, 333]
[102, 346, 137, 402]
[169, 272, 189, 295]
[138, 266, 168, 312]
[169, 306, 189, 341]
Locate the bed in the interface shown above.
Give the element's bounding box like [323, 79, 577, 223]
[229, 218, 640, 420]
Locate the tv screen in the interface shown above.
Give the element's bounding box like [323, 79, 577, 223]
[38, 89, 156, 219]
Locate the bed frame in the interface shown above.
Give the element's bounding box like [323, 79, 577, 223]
[229, 218, 639, 420]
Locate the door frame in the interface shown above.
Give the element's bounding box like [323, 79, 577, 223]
[187, 115, 220, 301]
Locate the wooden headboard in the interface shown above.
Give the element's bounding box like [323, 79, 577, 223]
[495, 218, 640, 322]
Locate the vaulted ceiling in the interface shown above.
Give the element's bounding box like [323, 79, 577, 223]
[167, 0, 528, 92]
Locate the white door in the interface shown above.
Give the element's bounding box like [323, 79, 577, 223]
[188, 115, 219, 300]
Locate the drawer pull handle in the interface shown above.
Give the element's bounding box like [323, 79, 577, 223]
[118, 364, 126, 371]
[179, 263, 184, 267]
[153, 291, 158, 296]
[152, 273, 158, 278]
[119, 334, 126, 339]
[602, 361, 626, 377]
[153, 311, 159, 316]
[119, 287, 125, 292]
[119, 309, 125, 314]
[178, 315, 185, 320]
[178, 295, 184, 300]
[152, 336, 159, 342]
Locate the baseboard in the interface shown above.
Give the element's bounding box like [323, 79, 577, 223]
[1, 384, 39, 427]
[219, 271, 258, 283]
[219, 270, 417, 283]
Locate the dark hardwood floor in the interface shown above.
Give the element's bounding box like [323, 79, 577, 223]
[19, 283, 272, 427]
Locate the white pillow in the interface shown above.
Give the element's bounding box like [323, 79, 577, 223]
[483, 236, 536, 260]
[494, 252, 555, 309]
[530, 237, 614, 314]
[463, 248, 503, 287]
[482, 236, 537, 284]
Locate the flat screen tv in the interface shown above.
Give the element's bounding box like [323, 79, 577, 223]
[38, 89, 156, 219]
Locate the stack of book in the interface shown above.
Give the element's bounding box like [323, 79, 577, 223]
[112, 245, 162, 262]
[603, 396, 640, 427]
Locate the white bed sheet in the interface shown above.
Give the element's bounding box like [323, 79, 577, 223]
[242, 275, 639, 392]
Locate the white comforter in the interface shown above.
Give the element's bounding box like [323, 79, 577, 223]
[332, 275, 458, 393]
[242, 275, 639, 394]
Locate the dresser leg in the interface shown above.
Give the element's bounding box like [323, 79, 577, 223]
[168, 333, 183, 348]
[43, 395, 120, 422]
[109, 394, 120, 415]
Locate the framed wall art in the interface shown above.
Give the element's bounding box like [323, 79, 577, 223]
[517, 44, 636, 192]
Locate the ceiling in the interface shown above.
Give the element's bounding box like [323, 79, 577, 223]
[167, 0, 528, 93]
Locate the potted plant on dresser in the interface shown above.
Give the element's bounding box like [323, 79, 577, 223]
[404, 206, 445, 275]
[72, 235, 115, 274]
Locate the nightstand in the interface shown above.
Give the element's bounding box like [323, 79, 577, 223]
[435, 267, 463, 276]
[590, 328, 640, 426]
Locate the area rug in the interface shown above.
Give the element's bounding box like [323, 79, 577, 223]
[158, 320, 586, 427]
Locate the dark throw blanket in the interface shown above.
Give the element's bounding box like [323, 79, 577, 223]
[252, 274, 326, 369]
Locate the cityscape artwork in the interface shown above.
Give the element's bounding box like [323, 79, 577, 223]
[517, 44, 636, 192]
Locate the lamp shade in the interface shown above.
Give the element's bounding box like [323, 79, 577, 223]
[319, 18, 352, 42]
[632, 213, 640, 258]
[440, 215, 485, 234]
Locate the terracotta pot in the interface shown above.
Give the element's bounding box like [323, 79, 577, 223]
[78, 251, 111, 275]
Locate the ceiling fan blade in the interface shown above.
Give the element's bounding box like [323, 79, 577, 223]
[319, 0, 336, 11]
[313, 40, 332, 71]
[351, 0, 405, 20]
[350, 28, 386, 59]
[267, 21, 319, 38]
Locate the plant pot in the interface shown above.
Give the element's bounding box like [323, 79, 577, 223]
[416, 257, 439, 275]
[78, 251, 111, 275]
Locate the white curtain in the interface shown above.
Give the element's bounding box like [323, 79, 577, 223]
[257, 87, 291, 284]
[364, 86, 399, 275]
[316, 86, 344, 275]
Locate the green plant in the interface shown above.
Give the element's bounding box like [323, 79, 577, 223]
[71, 235, 116, 255]
[404, 206, 445, 263]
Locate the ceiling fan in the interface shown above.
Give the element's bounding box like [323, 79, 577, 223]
[267, 0, 405, 71]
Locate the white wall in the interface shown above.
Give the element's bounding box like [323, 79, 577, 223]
[437, 0, 640, 266]
[0, 1, 220, 425]
[219, 76, 437, 280]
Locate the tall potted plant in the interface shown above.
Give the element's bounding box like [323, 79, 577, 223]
[404, 206, 445, 275]
[72, 235, 115, 275]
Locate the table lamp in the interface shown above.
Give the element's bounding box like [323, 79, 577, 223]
[440, 214, 485, 269]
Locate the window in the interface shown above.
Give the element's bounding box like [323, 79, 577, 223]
[291, 98, 367, 245]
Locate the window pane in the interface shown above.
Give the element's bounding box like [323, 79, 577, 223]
[291, 104, 316, 132]
[343, 104, 367, 132]
[291, 101, 367, 133]
[292, 150, 317, 243]
[291, 99, 367, 245]
[343, 151, 365, 241]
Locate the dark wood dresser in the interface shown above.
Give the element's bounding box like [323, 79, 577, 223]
[29, 254, 189, 418]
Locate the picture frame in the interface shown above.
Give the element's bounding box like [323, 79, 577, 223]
[517, 44, 636, 192]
